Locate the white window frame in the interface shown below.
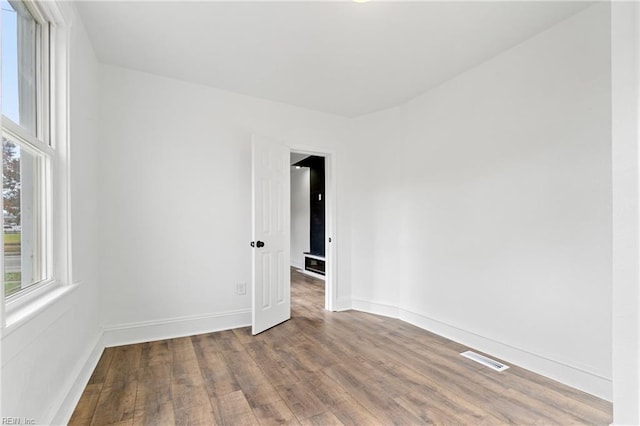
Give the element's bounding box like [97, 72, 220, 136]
[1, 0, 70, 326]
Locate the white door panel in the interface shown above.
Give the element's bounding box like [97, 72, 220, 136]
[252, 135, 290, 335]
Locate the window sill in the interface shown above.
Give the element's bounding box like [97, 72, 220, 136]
[3, 283, 79, 338]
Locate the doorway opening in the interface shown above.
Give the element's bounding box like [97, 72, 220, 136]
[290, 150, 332, 311]
[250, 135, 336, 334]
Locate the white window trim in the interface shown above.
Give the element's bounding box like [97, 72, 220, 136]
[1, 0, 71, 329]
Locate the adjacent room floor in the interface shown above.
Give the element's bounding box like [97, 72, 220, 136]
[70, 269, 612, 425]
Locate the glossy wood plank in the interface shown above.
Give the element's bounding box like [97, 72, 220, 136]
[90, 381, 138, 426]
[276, 382, 327, 420]
[69, 384, 103, 426]
[71, 267, 612, 425]
[103, 345, 142, 388]
[299, 411, 343, 426]
[133, 400, 175, 426]
[220, 349, 281, 409]
[88, 348, 116, 385]
[171, 375, 210, 412]
[172, 402, 217, 426]
[215, 390, 259, 425]
[251, 399, 299, 425]
[192, 349, 241, 399]
[244, 340, 302, 387]
[136, 364, 173, 408]
[139, 340, 171, 367]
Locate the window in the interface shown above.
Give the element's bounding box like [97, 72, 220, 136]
[2, 0, 66, 303]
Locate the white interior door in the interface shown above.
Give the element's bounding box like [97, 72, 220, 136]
[251, 135, 290, 335]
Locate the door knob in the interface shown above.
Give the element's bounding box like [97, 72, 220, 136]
[256, 241, 265, 248]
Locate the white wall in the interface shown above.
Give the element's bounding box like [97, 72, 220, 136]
[348, 106, 407, 314]
[97, 65, 351, 342]
[291, 167, 310, 269]
[349, 4, 612, 399]
[1, 6, 102, 423]
[611, 2, 640, 424]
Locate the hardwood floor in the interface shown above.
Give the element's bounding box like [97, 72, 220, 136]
[70, 268, 612, 425]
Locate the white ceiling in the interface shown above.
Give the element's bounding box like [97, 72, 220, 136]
[77, 1, 593, 118]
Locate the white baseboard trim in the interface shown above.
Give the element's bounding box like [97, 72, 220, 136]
[351, 298, 399, 319]
[50, 331, 105, 425]
[399, 308, 612, 402]
[334, 298, 351, 312]
[102, 309, 251, 348]
[349, 300, 612, 401]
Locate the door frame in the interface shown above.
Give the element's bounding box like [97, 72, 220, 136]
[289, 145, 337, 312]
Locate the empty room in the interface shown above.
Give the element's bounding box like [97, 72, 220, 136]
[1, 0, 639, 425]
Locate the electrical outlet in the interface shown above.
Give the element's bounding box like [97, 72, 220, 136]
[236, 282, 246, 295]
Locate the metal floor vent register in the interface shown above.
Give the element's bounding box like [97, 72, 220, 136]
[460, 351, 510, 372]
